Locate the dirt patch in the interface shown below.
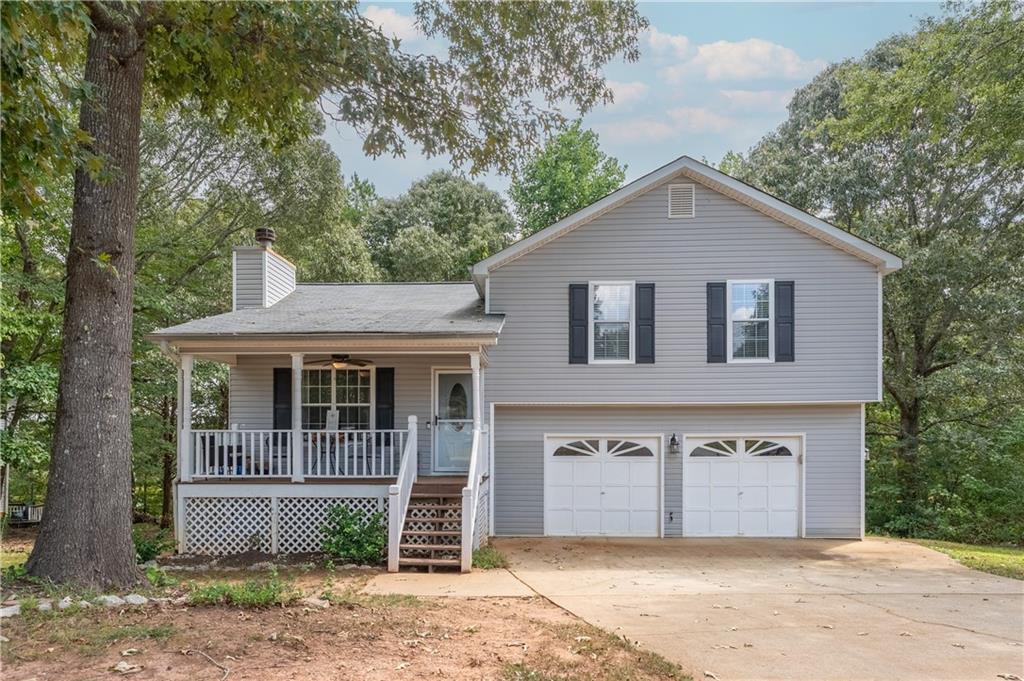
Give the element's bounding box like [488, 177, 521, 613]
[2, 589, 689, 680]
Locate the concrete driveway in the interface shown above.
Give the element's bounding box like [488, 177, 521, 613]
[494, 537, 1024, 681]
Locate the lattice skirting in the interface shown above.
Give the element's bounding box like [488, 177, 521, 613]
[183, 495, 387, 555]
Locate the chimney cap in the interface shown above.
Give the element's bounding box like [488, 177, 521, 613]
[255, 227, 277, 248]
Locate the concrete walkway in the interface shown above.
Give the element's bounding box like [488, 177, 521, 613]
[494, 537, 1024, 681]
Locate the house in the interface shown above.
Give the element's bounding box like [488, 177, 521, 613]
[148, 156, 902, 572]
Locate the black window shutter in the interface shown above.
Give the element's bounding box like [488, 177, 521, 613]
[375, 367, 395, 429]
[707, 282, 727, 363]
[636, 283, 655, 363]
[272, 368, 292, 429]
[775, 281, 795, 362]
[568, 284, 589, 364]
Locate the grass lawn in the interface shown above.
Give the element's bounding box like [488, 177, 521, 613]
[909, 539, 1024, 580]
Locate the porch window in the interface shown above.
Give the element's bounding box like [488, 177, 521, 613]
[301, 368, 372, 430]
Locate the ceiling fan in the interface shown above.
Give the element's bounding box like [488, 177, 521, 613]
[307, 354, 374, 369]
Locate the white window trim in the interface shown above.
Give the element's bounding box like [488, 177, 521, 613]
[588, 280, 635, 364]
[726, 279, 774, 363]
[300, 366, 376, 430]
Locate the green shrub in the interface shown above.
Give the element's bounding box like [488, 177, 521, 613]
[319, 505, 386, 565]
[133, 527, 172, 563]
[188, 571, 297, 607]
[472, 546, 509, 569]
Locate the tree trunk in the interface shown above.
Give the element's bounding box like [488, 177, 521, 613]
[896, 396, 923, 515]
[27, 8, 147, 588]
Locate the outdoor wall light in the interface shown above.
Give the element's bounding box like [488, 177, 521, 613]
[668, 433, 681, 456]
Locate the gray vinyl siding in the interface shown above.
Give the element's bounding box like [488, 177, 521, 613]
[265, 251, 296, 306]
[486, 175, 881, 403]
[234, 248, 265, 310]
[492, 404, 863, 539]
[228, 354, 469, 476]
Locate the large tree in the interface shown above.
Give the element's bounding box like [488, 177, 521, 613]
[721, 1, 1024, 541]
[3, 0, 645, 586]
[367, 171, 516, 281]
[510, 121, 626, 235]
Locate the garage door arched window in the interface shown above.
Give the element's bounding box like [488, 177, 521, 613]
[608, 440, 655, 457]
[689, 439, 737, 457]
[746, 439, 794, 457]
[553, 439, 600, 457]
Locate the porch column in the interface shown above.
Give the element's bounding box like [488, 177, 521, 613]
[179, 354, 193, 482]
[291, 352, 304, 482]
[470, 352, 482, 432]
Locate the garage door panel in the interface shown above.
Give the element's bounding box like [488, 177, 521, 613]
[710, 486, 739, 510]
[740, 487, 768, 510]
[545, 436, 660, 537]
[629, 461, 658, 485]
[740, 461, 769, 485]
[684, 486, 710, 510]
[574, 461, 602, 485]
[574, 485, 602, 510]
[709, 511, 739, 535]
[684, 511, 710, 535]
[770, 486, 798, 510]
[684, 436, 801, 538]
[770, 511, 798, 536]
[710, 462, 740, 485]
[547, 486, 574, 509]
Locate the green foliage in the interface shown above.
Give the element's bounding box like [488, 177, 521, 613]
[144, 566, 177, 588]
[319, 506, 386, 565]
[366, 171, 517, 281]
[909, 539, 1024, 580]
[132, 527, 172, 563]
[188, 570, 297, 607]
[510, 121, 626, 235]
[724, 1, 1024, 543]
[472, 546, 509, 569]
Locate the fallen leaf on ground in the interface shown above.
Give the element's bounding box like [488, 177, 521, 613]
[704, 672, 719, 680]
[111, 660, 143, 675]
[120, 649, 141, 657]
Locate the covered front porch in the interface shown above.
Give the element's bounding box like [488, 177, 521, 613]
[160, 340, 492, 571]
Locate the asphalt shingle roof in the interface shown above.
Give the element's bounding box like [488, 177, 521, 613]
[150, 283, 502, 338]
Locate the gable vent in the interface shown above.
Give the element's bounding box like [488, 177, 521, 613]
[668, 183, 695, 218]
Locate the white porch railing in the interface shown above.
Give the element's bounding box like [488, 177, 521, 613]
[387, 415, 419, 572]
[192, 430, 294, 478]
[460, 425, 489, 572]
[304, 429, 407, 478]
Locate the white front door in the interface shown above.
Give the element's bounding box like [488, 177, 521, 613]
[544, 436, 660, 537]
[683, 436, 801, 537]
[433, 370, 473, 472]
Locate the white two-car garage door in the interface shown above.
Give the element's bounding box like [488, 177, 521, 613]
[683, 436, 801, 537]
[544, 436, 660, 537]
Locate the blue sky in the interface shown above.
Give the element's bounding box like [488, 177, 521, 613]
[322, 2, 942, 198]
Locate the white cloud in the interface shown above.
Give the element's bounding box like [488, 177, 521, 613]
[661, 38, 826, 83]
[606, 80, 650, 108]
[363, 5, 419, 42]
[667, 107, 735, 134]
[595, 107, 736, 144]
[719, 88, 795, 111]
[644, 26, 691, 59]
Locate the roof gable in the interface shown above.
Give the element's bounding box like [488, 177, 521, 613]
[473, 156, 902, 288]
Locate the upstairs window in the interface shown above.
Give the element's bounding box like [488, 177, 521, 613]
[589, 282, 634, 363]
[728, 280, 773, 362]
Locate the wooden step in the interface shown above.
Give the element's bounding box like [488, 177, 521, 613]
[410, 492, 463, 499]
[398, 557, 460, 568]
[407, 503, 461, 511]
[399, 543, 461, 551]
[403, 517, 461, 524]
[402, 530, 461, 537]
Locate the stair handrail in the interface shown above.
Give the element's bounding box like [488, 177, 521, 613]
[460, 426, 483, 572]
[387, 415, 417, 572]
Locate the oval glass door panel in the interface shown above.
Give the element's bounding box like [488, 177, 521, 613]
[435, 372, 473, 471]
